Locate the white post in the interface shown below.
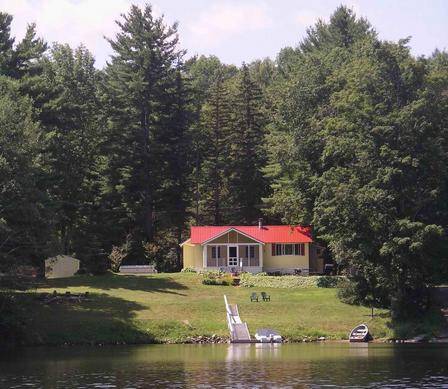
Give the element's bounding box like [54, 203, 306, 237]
[203, 245, 207, 268]
[260, 244, 263, 270]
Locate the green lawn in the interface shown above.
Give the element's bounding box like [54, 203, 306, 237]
[16, 272, 393, 345]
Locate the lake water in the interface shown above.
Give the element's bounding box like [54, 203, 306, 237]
[1, 343, 447, 388]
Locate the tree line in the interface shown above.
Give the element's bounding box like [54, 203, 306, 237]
[1, 4, 447, 318]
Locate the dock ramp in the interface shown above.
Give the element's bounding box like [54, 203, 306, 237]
[224, 295, 251, 342]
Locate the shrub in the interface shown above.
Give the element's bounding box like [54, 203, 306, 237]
[202, 278, 219, 285]
[316, 276, 343, 288]
[199, 270, 225, 278]
[239, 273, 346, 289]
[109, 234, 131, 272]
[181, 267, 197, 273]
[337, 278, 362, 305]
[201, 271, 234, 286]
[221, 274, 234, 286]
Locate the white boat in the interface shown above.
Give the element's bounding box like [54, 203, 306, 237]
[255, 328, 282, 343]
[349, 324, 370, 342]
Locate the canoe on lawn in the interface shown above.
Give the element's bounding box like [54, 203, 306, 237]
[349, 324, 370, 342]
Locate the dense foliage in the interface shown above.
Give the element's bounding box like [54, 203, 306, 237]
[239, 273, 345, 288]
[0, 4, 447, 320]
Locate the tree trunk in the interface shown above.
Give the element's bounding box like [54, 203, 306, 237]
[141, 106, 153, 242]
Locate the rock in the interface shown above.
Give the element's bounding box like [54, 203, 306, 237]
[318, 336, 326, 341]
[406, 334, 427, 343]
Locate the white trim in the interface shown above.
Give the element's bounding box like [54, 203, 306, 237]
[227, 245, 238, 266]
[179, 238, 191, 247]
[202, 245, 206, 268]
[204, 243, 260, 246]
[201, 228, 265, 245]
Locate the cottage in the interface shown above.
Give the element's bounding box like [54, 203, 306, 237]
[181, 221, 323, 274]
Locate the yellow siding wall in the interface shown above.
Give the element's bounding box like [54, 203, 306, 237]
[183, 241, 311, 271]
[262, 243, 310, 270]
[182, 243, 203, 269]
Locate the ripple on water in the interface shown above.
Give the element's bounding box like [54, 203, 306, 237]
[1, 344, 448, 388]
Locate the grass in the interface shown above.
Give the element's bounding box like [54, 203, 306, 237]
[12, 272, 395, 345]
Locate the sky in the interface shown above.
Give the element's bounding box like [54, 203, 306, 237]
[1, 0, 447, 68]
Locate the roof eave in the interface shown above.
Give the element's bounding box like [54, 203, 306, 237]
[200, 227, 265, 245]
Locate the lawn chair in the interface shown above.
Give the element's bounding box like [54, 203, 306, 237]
[261, 292, 270, 301]
[250, 292, 259, 302]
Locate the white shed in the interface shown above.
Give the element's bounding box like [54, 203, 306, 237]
[45, 255, 80, 279]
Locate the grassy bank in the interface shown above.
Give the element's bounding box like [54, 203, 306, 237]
[6, 272, 400, 345]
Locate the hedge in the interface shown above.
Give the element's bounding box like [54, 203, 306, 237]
[239, 273, 345, 288]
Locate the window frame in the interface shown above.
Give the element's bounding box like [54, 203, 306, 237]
[211, 245, 221, 259]
[272, 243, 305, 256]
[284, 244, 293, 255]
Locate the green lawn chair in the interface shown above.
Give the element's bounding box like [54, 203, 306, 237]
[261, 292, 270, 301]
[250, 292, 259, 302]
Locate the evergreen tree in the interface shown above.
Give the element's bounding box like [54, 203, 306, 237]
[35, 44, 102, 264]
[0, 12, 14, 74]
[0, 77, 53, 269]
[0, 12, 47, 78]
[228, 64, 267, 223]
[101, 4, 189, 265]
[198, 74, 232, 224]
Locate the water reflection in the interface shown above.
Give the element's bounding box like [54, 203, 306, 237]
[1, 343, 448, 388]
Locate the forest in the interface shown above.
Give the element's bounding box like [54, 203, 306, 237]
[1, 3, 448, 319]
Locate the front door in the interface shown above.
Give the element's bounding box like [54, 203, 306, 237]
[228, 245, 238, 267]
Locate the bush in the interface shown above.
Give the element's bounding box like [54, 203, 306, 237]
[199, 270, 225, 278]
[202, 278, 219, 285]
[181, 267, 197, 273]
[202, 277, 232, 286]
[316, 276, 343, 288]
[337, 278, 363, 305]
[109, 234, 131, 272]
[201, 271, 234, 286]
[221, 274, 233, 286]
[239, 273, 346, 288]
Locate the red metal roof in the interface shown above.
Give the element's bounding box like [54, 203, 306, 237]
[190, 225, 313, 244]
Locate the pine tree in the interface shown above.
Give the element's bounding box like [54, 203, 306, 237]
[0, 12, 47, 78]
[228, 64, 267, 223]
[101, 4, 189, 263]
[0, 12, 14, 74]
[35, 44, 102, 261]
[198, 74, 232, 224]
[0, 77, 53, 269]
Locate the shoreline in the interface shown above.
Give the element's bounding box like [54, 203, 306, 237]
[9, 336, 448, 348]
[4, 273, 443, 348]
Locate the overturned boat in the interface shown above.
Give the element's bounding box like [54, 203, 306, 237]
[349, 323, 370, 342]
[255, 328, 282, 343]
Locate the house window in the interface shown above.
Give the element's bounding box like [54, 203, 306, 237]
[272, 243, 305, 256]
[245, 245, 256, 258]
[211, 246, 221, 259]
[284, 244, 293, 255]
[294, 244, 305, 256]
[275, 244, 282, 256]
[250, 246, 255, 259]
